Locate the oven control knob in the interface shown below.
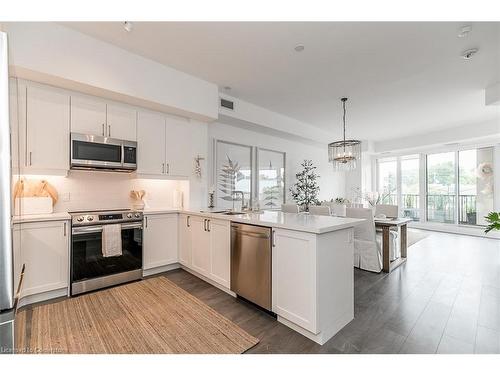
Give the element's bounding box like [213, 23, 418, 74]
[127, 213, 133, 219]
[134, 213, 141, 218]
[87, 216, 94, 222]
[77, 216, 84, 222]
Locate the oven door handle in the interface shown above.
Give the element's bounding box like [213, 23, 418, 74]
[72, 225, 104, 235]
[72, 223, 143, 235]
[121, 223, 143, 230]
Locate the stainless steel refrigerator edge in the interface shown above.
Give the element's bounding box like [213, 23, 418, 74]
[0, 31, 18, 354]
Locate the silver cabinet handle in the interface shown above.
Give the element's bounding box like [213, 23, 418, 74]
[108, 124, 111, 137]
[102, 124, 105, 136]
[203, 219, 207, 231]
[272, 230, 276, 247]
[29, 151, 32, 166]
[162, 163, 165, 174]
[167, 163, 170, 174]
[187, 215, 190, 227]
[145, 216, 148, 228]
[207, 219, 211, 232]
[63, 222, 67, 237]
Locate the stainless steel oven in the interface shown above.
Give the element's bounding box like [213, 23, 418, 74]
[70, 133, 137, 172]
[70, 210, 143, 295]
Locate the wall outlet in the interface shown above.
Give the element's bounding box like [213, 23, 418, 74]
[61, 192, 71, 202]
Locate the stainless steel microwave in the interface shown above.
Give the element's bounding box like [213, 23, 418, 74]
[70, 133, 137, 172]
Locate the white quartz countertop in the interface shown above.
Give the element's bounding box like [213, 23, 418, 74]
[12, 211, 71, 224]
[143, 207, 364, 234]
[12, 208, 364, 234]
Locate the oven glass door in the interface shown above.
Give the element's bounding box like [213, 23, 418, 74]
[72, 140, 122, 166]
[71, 225, 142, 283]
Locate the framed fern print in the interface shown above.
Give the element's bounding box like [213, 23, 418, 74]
[257, 148, 286, 210]
[214, 140, 253, 210]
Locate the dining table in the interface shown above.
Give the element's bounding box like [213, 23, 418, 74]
[374, 217, 412, 273]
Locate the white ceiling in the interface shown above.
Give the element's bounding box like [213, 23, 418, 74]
[63, 22, 500, 142]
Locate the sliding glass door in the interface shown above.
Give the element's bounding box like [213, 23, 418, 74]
[458, 148, 494, 226]
[377, 158, 397, 204]
[426, 152, 456, 223]
[401, 155, 420, 221]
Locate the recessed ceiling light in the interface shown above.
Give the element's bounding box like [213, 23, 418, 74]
[461, 48, 478, 60]
[294, 44, 305, 52]
[458, 25, 472, 38]
[123, 21, 134, 33]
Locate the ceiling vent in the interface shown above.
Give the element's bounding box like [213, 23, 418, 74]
[220, 98, 234, 110]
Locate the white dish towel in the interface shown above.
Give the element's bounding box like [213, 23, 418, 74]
[102, 224, 122, 257]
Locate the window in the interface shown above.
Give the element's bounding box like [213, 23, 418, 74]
[426, 152, 456, 223]
[257, 149, 285, 210]
[376, 146, 495, 227]
[401, 155, 420, 221]
[214, 140, 287, 211]
[459, 148, 494, 226]
[377, 158, 397, 204]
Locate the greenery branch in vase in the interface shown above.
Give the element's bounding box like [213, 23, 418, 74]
[485, 212, 500, 233]
[289, 160, 320, 212]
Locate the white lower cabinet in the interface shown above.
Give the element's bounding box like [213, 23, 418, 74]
[208, 219, 230, 288]
[190, 216, 211, 275]
[272, 228, 318, 333]
[186, 215, 230, 288]
[13, 220, 70, 299]
[143, 213, 178, 270]
[178, 214, 192, 267]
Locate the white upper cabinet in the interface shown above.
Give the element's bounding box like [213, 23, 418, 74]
[165, 115, 192, 177]
[137, 110, 166, 175]
[21, 82, 70, 171]
[70, 94, 107, 137]
[106, 101, 137, 141]
[71, 94, 137, 141]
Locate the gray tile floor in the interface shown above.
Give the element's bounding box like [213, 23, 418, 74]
[164, 230, 500, 354]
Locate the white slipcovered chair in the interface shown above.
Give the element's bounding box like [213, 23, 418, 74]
[346, 207, 400, 272]
[321, 202, 347, 217]
[281, 203, 300, 213]
[375, 204, 398, 219]
[309, 205, 331, 216]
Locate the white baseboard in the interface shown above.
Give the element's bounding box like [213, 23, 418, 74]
[143, 263, 181, 277]
[18, 287, 68, 309]
[409, 222, 500, 239]
[180, 265, 236, 297]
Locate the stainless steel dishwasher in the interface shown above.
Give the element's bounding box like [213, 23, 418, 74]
[230, 223, 272, 310]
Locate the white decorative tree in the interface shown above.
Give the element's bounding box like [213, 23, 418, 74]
[289, 160, 320, 211]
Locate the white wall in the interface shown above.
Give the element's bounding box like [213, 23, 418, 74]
[208, 121, 346, 203]
[5, 22, 219, 122]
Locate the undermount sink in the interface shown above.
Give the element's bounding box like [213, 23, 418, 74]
[221, 211, 245, 215]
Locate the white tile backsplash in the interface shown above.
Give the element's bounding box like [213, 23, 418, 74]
[15, 171, 189, 213]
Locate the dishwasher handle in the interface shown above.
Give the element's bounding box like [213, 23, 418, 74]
[231, 226, 271, 239]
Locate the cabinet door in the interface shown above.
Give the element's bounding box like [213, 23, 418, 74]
[208, 219, 230, 288]
[273, 228, 318, 333]
[106, 102, 137, 141]
[143, 214, 178, 270]
[190, 216, 210, 276]
[165, 115, 192, 176]
[137, 110, 166, 175]
[178, 214, 192, 267]
[70, 94, 107, 136]
[13, 221, 69, 298]
[25, 84, 70, 170]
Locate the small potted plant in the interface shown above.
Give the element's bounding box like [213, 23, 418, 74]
[485, 212, 500, 233]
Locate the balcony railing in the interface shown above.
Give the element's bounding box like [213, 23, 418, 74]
[381, 193, 478, 224]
